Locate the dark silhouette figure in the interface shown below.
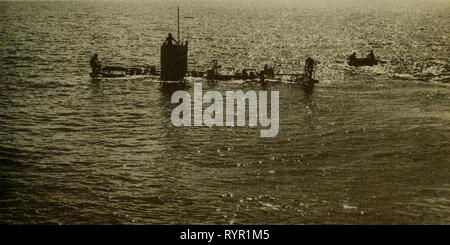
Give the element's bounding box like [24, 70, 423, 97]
[265, 65, 274, 77]
[348, 52, 357, 63]
[90, 54, 102, 75]
[302, 57, 317, 94]
[305, 57, 315, 79]
[263, 64, 269, 77]
[165, 33, 176, 45]
[242, 69, 248, 80]
[367, 50, 375, 60]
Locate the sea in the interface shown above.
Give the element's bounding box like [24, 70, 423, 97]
[0, 0, 450, 224]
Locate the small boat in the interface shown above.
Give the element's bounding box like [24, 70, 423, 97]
[348, 57, 378, 67]
[347, 50, 379, 67]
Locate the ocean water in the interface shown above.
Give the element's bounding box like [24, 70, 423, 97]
[0, 0, 450, 224]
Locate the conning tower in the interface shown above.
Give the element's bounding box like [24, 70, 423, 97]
[160, 7, 188, 81]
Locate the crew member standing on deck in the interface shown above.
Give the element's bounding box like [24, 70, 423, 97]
[90, 54, 102, 75]
[305, 57, 315, 80]
[367, 50, 375, 60]
[165, 33, 176, 45]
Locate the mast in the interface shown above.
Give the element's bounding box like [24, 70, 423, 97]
[177, 6, 180, 42]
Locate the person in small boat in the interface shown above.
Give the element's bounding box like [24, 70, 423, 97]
[165, 33, 176, 45]
[367, 50, 375, 60]
[90, 54, 102, 75]
[348, 52, 356, 62]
